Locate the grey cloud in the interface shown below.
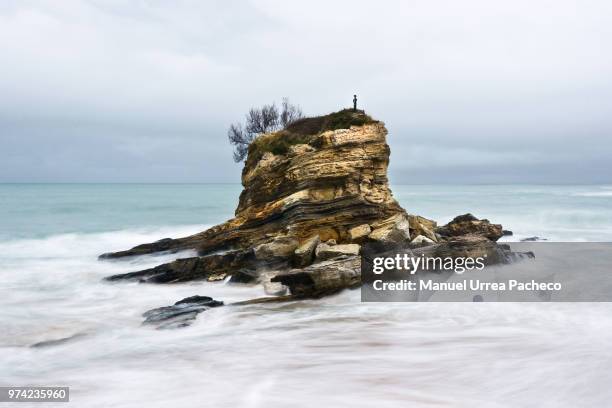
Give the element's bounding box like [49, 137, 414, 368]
[1, 0, 611, 183]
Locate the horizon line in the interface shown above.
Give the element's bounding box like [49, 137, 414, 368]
[1, 182, 611, 186]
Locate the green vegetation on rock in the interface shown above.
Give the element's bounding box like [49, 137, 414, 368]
[246, 109, 377, 165]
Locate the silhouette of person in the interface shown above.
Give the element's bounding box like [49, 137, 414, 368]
[353, 95, 357, 111]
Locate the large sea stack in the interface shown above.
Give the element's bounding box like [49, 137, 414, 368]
[103, 110, 510, 300]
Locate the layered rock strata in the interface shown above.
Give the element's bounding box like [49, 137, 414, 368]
[102, 111, 521, 312]
[104, 112, 410, 282]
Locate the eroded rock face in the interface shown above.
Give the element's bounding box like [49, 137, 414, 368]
[102, 117, 405, 261]
[216, 121, 404, 252]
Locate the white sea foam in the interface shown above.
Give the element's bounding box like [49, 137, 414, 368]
[0, 224, 207, 258]
[573, 191, 612, 197]
[1, 226, 612, 407]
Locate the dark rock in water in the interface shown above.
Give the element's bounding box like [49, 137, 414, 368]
[506, 249, 536, 261]
[451, 213, 478, 223]
[437, 214, 503, 241]
[174, 295, 223, 306]
[142, 296, 223, 329]
[228, 269, 258, 284]
[99, 237, 189, 259]
[521, 236, 548, 242]
[502, 230, 513, 236]
[104, 250, 256, 283]
[30, 333, 87, 348]
[272, 256, 361, 298]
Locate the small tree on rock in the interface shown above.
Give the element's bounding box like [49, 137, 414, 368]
[228, 98, 303, 162]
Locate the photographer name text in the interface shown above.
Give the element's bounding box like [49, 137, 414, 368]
[372, 279, 562, 292]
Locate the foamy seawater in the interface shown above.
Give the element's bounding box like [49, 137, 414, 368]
[1, 184, 612, 407]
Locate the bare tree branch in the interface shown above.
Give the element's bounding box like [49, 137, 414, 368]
[228, 98, 304, 162]
[228, 123, 255, 162]
[280, 97, 303, 127]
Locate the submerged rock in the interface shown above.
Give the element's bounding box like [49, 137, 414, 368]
[30, 333, 88, 348]
[521, 236, 548, 242]
[142, 296, 223, 329]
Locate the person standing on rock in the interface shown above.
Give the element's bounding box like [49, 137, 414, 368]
[353, 94, 357, 111]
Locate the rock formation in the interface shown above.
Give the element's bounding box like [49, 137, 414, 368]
[102, 109, 526, 315]
[104, 110, 412, 279]
[103, 113, 404, 261]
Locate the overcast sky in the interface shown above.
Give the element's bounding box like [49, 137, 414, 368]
[1, 0, 611, 184]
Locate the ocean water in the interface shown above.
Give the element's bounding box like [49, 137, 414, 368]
[1, 184, 612, 407]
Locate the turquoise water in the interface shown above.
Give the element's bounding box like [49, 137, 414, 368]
[2, 184, 612, 407]
[393, 184, 612, 241]
[0, 184, 241, 241]
[1, 183, 612, 241]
